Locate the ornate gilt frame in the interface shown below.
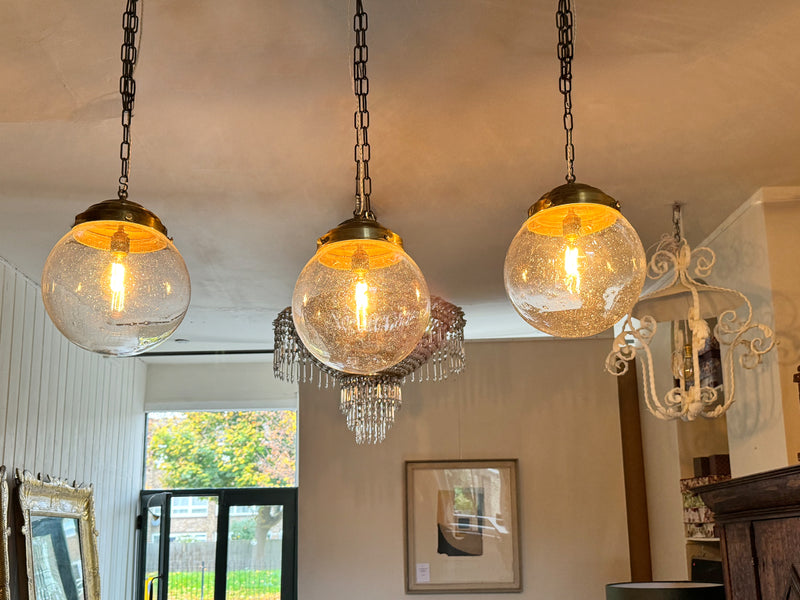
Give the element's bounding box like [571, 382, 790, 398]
[15, 469, 101, 600]
[1, 466, 10, 600]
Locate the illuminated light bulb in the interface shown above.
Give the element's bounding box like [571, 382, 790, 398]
[504, 183, 646, 338]
[292, 229, 430, 375]
[109, 260, 126, 313]
[109, 226, 130, 314]
[354, 279, 370, 331]
[42, 200, 191, 356]
[563, 245, 580, 294]
[352, 245, 371, 331]
[561, 209, 582, 295]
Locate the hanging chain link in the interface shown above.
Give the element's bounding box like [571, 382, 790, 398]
[557, 0, 576, 184]
[118, 0, 140, 200]
[352, 0, 374, 219]
[672, 203, 684, 243]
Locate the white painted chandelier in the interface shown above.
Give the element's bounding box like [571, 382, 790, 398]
[605, 205, 775, 421]
[273, 297, 466, 444]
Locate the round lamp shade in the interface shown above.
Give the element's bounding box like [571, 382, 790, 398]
[504, 199, 646, 338]
[292, 238, 430, 375]
[606, 582, 725, 600]
[42, 220, 191, 356]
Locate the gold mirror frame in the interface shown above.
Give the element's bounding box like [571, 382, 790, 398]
[15, 470, 100, 600]
[0, 466, 9, 600]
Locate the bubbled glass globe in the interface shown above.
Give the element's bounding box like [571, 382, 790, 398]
[292, 238, 430, 375]
[42, 220, 191, 356]
[504, 202, 646, 337]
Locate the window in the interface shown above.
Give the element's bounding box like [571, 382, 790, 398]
[152, 532, 209, 543]
[170, 496, 209, 518]
[144, 410, 297, 490]
[230, 505, 259, 516]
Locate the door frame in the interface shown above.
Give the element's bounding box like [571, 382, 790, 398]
[138, 487, 298, 600]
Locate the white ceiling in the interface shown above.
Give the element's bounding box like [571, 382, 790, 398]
[2, 0, 799, 352]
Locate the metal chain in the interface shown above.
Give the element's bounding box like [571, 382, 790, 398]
[672, 203, 684, 242]
[118, 0, 140, 200]
[352, 0, 374, 219]
[557, 0, 576, 184]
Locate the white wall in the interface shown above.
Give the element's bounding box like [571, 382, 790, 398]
[635, 335, 686, 580]
[761, 188, 800, 463]
[704, 192, 786, 476]
[0, 257, 145, 600]
[297, 338, 631, 599]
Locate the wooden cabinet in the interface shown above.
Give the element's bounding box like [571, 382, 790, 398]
[696, 465, 800, 600]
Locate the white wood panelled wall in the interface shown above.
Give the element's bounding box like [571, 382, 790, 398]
[0, 256, 145, 600]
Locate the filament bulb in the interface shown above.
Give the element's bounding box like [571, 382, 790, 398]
[355, 278, 369, 331]
[109, 225, 131, 314]
[110, 259, 126, 313]
[352, 245, 370, 331]
[562, 209, 582, 295]
[564, 245, 580, 294]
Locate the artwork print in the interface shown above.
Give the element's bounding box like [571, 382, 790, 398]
[405, 459, 520, 593]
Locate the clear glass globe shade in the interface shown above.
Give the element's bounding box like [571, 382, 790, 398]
[42, 220, 191, 356]
[504, 203, 646, 337]
[292, 239, 431, 375]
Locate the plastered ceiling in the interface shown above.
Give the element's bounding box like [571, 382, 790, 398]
[1, 0, 799, 351]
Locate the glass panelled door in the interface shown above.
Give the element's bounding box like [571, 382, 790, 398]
[168, 494, 219, 600]
[216, 489, 297, 600]
[139, 492, 170, 600]
[139, 489, 297, 600]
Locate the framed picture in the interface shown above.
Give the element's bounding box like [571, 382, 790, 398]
[404, 459, 521, 593]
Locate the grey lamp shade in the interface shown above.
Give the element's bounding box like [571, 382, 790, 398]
[631, 280, 743, 322]
[606, 582, 725, 600]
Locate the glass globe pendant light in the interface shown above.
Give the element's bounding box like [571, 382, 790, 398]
[292, 0, 430, 376]
[504, 0, 646, 338]
[41, 0, 190, 357]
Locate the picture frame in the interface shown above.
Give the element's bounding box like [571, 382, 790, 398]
[404, 459, 521, 593]
[1, 466, 9, 600]
[15, 470, 101, 600]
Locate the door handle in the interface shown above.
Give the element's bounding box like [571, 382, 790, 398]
[146, 575, 163, 600]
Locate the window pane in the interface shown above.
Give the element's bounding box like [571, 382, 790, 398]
[168, 496, 218, 600]
[144, 410, 297, 490]
[143, 502, 162, 598]
[227, 505, 283, 599]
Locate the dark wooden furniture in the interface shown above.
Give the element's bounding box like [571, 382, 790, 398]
[795, 365, 799, 404]
[696, 465, 800, 600]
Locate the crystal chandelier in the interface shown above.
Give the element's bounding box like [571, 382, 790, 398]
[41, 0, 190, 356]
[605, 205, 775, 420]
[292, 0, 430, 375]
[274, 297, 466, 444]
[504, 0, 646, 338]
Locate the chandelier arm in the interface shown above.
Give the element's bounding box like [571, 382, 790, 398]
[604, 316, 677, 420]
[118, 0, 141, 200]
[635, 322, 680, 420]
[647, 238, 681, 282]
[352, 0, 374, 220]
[557, 0, 576, 183]
[691, 246, 715, 279]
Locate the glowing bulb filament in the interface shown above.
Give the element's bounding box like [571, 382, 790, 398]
[110, 259, 126, 313]
[355, 279, 369, 331]
[109, 225, 131, 315]
[351, 245, 371, 332]
[561, 209, 582, 295]
[564, 245, 580, 294]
